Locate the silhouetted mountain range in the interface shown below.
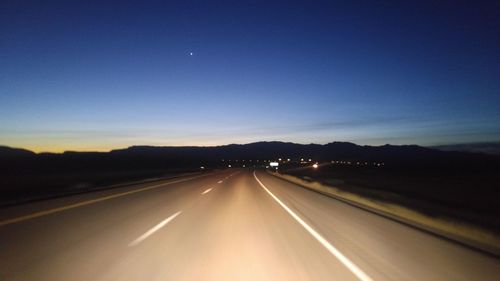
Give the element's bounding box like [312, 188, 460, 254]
[2, 141, 500, 174]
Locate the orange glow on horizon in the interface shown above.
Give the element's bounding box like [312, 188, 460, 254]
[1, 138, 255, 153]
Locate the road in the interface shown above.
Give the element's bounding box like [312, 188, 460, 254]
[0, 169, 499, 280]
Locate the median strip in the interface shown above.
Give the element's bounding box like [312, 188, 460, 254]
[0, 174, 207, 227]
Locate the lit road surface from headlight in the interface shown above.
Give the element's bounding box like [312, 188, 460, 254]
[0, 169, 499, 280]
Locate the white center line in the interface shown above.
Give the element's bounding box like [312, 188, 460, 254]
[253, 171, 373, 281]
[202, 187, 213, 194]
[128, 211, 182, 247]
[217, 180, 223, 184]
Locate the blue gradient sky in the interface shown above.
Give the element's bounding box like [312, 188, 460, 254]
[1, 1, 500, 152]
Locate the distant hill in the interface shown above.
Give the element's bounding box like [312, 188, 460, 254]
[0, 146, 36, 157]
[432, 142, 500, 155]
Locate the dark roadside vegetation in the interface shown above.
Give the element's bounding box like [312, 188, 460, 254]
[1, 141, 500, 235]
[278, 163, 500, 233]
[0, 146, 213, 206]
[275, 149, 500, 234]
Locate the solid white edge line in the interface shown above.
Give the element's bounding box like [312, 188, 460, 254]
[202, 187, 213, 194]
[253, 171, 373, 281]
[128, 211, 182, 247]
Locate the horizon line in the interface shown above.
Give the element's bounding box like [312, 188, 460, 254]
[3, 140, 500, 154]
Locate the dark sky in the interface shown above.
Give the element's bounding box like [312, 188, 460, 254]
[1, 0, 499, 152]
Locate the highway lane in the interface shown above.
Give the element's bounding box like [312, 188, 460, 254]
[0, 169, 499, 280]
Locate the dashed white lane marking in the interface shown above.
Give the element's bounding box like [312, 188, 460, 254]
[128, 211, 182, 247]
[253, 171, 373, 281]
[202, 188, 213, 194]
[217, 180, 223, 184]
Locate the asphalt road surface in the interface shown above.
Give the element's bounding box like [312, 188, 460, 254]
[0, 169, 499, 280]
